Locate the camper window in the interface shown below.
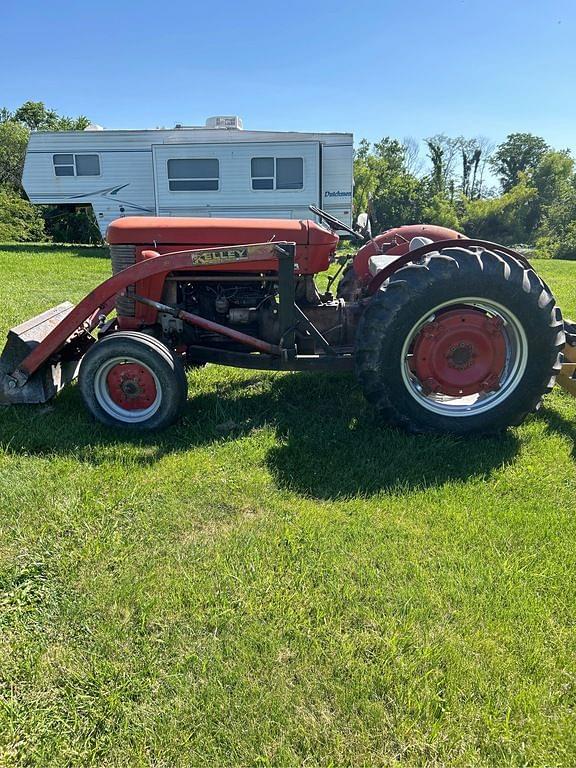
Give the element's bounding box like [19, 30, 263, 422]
[276, 158, 303, 189]
[251, 157, 274, 189]
[75, 155, 100, 176]
[53, 154, 74, 176]
[251, 157, 303, 190]
[53, 154, 100, 177]
[168, 159, 219, 191]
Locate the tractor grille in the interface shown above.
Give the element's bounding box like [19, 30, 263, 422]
[110, 244, 136, 317]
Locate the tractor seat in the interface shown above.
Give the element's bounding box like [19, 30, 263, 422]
[368, 236, 434, 276]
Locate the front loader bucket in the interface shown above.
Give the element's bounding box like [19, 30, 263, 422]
[0, 302, 90, 405]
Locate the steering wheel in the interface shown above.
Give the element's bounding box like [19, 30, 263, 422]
[309, 204, 364, 242]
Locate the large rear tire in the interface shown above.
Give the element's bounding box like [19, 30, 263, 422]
[79, 331, 188, 430]
[355, 247, 564, 434]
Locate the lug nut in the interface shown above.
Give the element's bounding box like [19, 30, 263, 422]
[422, 321, 440, 339]
[480, 374, 500, 391]
[423, 377, 441, 393]
[484, 316, 504, 335]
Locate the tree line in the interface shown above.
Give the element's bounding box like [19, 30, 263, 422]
[1, 100, 575, 258]
[354, 133, 576, 259]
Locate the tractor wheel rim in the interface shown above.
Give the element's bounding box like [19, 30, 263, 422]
[94, 356, 162, 423]
[400, 297, 528, 417]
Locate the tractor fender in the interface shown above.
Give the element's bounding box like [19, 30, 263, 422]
[353, 224, 464, 282]
[366, 238, 534, 295]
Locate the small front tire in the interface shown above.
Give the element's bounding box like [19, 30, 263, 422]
[79, 331, 188, 430]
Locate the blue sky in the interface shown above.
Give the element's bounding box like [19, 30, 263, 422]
[1, 0, 575, 154]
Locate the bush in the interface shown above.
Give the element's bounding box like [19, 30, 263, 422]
[536, 222, 576, 260]
[42, 205, 103, 244]
[534, 177, 576, 259]
[0, 188, 45, 241]
[461, 179, 537, 244]
[423, 193, 462, 230]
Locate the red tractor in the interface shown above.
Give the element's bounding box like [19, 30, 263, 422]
[0, 206, 571, 434]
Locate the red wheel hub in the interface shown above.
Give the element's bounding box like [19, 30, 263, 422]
[106, 362, 157, 410]
[411, 308, 507, 396]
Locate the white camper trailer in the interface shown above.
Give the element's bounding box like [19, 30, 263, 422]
[22, 116, 354, 237]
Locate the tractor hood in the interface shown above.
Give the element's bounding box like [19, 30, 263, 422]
[107, 217, 338, 249]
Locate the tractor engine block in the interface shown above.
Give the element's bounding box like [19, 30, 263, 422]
[170, 276, 359, 353]
[176, 277, 277, 347]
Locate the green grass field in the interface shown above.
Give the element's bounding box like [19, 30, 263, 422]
[1, 244, 576, 767]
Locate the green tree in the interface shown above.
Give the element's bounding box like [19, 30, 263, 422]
[523, 149, 574, 238]
[490, 133, 549, 192]
[0, 101, 95, 243]
[424, 134, 461, 196]
[460, 137, 494, 199]
[425, 135, 493, 200]
[461, 175, 537, 244]
[531, 150, 573, 208]
[535, 165, 576, 259]
[355, 132, 576, 254]
[461, 145, 481, 199]
[353, 137, 428, 231]
[0, 102, 89, 194]
[423, 193, 462, 230]
[10, 101, 89, 131]
[0, 121, 29, 191]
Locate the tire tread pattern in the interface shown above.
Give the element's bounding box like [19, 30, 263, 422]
[79, 331, 188, 430]
[355, 248, 564, 434]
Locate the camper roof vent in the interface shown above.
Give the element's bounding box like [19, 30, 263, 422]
[205, 116, 243, 130]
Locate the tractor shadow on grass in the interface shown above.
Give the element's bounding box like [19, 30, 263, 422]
[0, 244, 107, 258]
[0, 370, 521, 499]
[231, 372, 521, 498]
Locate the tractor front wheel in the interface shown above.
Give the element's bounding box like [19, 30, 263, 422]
[79, 331, 188, 429]
[355, 246, 564, 434]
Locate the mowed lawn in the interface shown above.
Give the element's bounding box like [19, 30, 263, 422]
[1, 244, 576, 768]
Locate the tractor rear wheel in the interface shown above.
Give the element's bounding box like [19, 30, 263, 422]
[79, 331, 188, 429]
[355, 246, 564, 434]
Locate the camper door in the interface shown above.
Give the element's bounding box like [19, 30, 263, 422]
[321, 144, 354, 227]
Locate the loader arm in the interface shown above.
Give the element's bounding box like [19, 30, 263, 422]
[0, 242, 291, 403]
